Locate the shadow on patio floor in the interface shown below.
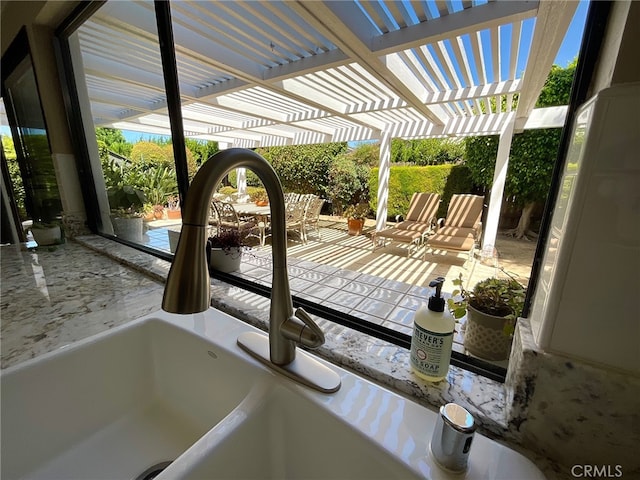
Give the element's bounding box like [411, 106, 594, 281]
[279, 218, 534, 291]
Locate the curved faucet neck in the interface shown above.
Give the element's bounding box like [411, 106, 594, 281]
[163, 149, 336, 388]
[162, 149, 292, 335]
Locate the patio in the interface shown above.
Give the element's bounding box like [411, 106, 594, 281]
[144, 216, 534, 367]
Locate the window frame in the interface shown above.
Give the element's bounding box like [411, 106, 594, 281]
[1, 29, 59, 227]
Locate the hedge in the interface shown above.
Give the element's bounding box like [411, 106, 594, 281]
[369, 164, 474, 218]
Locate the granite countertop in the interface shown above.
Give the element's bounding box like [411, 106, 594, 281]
[1, 237, 563, 479]
[0, 242, 164, 369]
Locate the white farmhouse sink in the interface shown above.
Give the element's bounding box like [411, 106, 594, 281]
[164, 385, 422, 479]
[1, 309, 546, 480]
[0, 314, 268, 480]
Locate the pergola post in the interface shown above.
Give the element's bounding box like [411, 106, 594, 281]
[236, 168, 247, 195]
[376, 132, 392, 232]
[482, 113, 515, 252]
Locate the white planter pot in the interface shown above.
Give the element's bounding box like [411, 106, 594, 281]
[31, 225, 62, 246]
[111, 216, 143, 243]
[167, 229, 181, 253]
[209, 247, 242, 273]
[463, 305, 513, 361]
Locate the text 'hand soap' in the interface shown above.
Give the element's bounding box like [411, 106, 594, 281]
[410, 277, 455, 382]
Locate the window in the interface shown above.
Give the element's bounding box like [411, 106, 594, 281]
[2, 53, 61, 232]
[54, 0, 592, 383]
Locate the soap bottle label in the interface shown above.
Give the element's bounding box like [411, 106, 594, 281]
[410, 323, 454, 378]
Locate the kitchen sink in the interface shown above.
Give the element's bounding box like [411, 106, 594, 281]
[0, 314, 268, 480]
[163, 385, 422, 479]
[1, 309, 546, 480]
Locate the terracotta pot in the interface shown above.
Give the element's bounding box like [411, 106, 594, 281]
[209, 247, 242, 273]
[347, 218, 365, 236]
[166, 209, 181, 220]
[463, 305, 513, 361]
[153, 205, 165, 219]
[255, 200, 269, 207]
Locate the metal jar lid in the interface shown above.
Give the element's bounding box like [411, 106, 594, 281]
[440, 403, 477, 433]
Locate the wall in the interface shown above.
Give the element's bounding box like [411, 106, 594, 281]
[589, 1, 636, 95]
[506, 2, 640, 475]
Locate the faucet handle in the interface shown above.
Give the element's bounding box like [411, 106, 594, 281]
[295, 308, 325, 346]
[280, 307, 325, 349]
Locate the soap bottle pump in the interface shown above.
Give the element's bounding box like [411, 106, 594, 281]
[410, 277, 455, 382]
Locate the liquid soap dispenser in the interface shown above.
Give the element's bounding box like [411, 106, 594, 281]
[410, 277, 455, 382]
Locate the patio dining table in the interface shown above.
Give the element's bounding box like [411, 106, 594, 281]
[231, 203, 271, 246]
[231, 203, 271, 217]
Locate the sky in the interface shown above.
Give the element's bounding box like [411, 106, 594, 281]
[2, 1, 589, 145]
[555, 0, 589, 67]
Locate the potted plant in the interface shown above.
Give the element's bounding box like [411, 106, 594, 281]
[142, 200, 165, 221]
[344, 203, 369, 236]
[448, 274, 526, 361]
[142, 203, 155, 222]
[252, 189, 269, 207]
[31, 220, 63, 246]
[166, 195, 181, 219]
[108, 185, 147, 243]
[139, 165, 177, 220]
[207, 229, 247, 273]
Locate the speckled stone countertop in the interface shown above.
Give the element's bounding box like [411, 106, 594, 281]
[1, 237, 565, 479]
[0, 242, 164, 369]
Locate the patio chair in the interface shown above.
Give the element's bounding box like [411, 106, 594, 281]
[372, 192, 440, 256]
[284, 197, 308, 243]
[284, 192, 301, 205]
[424, 194, 484, 262]
[304, 197, 324, 241]
[209, 200, 258, 240]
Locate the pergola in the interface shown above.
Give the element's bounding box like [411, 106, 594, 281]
[72, 0, 578, 250]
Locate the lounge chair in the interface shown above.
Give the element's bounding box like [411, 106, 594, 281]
[424, 194, 484, 262]
[372, 192, 440, 256]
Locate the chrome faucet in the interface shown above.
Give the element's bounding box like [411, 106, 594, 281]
[162, 148, 340, 392]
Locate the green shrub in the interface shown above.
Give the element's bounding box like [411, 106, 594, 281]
[134, 165, 178, 205]
[218, 186, 236, 196]
[130, 142, 170, 168]
[101, 155, 178, 207]
[348, 142, 380, 167]
[439, 165, 475, 217]
[226, 169, 262, 188]
[214, 185, 268, 203]
[256, 143, 347, 196]
[2, 135, 26, 217]
[390, 138, 464, 165]
[247, 187, 268, 202]
[369, 164, 474, 218]
[327, 154, 370, 214]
